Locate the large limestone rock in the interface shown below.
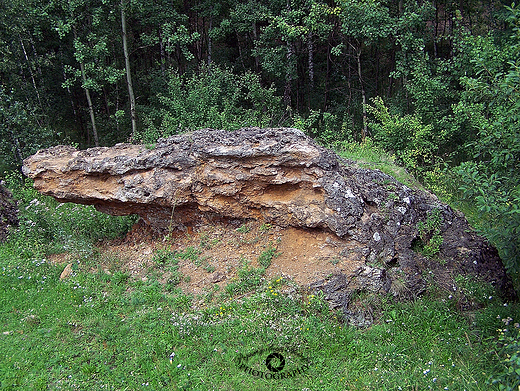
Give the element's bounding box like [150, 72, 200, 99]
[22, 128, 516, 310]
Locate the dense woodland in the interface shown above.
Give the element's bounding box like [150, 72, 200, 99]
[0, 0, 519, 271]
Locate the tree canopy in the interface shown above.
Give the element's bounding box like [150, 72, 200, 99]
[1, 0, 518, 272]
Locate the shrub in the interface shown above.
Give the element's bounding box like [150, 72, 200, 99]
[138, 65, 283, 143]
[367, 96, 438, 177]
[3, 172, 137, 258]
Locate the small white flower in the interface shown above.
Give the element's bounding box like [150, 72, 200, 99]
[423, 369, 430, 375]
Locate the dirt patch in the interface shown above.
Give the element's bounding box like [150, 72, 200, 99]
[90, 219, 365, 299]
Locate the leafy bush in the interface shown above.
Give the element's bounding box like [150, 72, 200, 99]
[490, 318, 520, 390]
[3, 172, 137, 258]
[294, 110, 354, 147]
[138, 65, 283, 143]
[0, 87, 56, 172]
[451, 6, 520, 274]
[367, 96, 439, 177]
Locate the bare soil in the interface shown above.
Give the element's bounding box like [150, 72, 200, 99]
[50, 219, 364, 300]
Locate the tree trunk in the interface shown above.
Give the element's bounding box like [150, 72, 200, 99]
[121, 0, 137, 141]
[252, 21, 259, 71]
[159, 31, 166, 77]
[355, 45, 367, 140]
[284, 41, 293, 108]
[19, 35, 44, 118]
[79, 61, 99, 147]
[308, 31, 314, 90]
[208, 9, 213, 67]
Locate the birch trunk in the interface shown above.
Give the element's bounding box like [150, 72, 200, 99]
[121, 0, 137, 141]
[79, 61, 99, 147]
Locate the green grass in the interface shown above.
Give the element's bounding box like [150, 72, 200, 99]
[1, 248, 518, 390]
[335, 139, 424, 190]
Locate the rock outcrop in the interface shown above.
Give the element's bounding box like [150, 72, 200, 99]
[22, 128, 516, 315]
[0, 182, 18, 243]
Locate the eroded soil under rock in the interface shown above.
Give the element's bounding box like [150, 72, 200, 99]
[50, 216, 511, 320]
[50, 219, 363, 296]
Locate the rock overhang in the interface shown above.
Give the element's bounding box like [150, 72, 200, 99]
[22, 127, 517, 320]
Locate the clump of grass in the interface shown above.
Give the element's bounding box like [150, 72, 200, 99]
[152, 248, 177, 264]
[415, 208, 444, 258]
[259, 222, 272, 232]
[236, 224, 251, 234]
[257, 244, 280, 268]
[175, 246, 202, 261]
[225, 259, 266, 297]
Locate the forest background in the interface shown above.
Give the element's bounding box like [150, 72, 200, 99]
[0, 0, 519, 274]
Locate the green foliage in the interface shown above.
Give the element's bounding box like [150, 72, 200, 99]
[225, 259, 266, 297]
[1, 198, 519, 389]
[175, 246, 202, 262]
[489, 318, 520, 390]
[451, 4, 520, 273]
[152, 248, 177, 265]
[453, 275, 496, 308]
[2, 172, 137, 259]
[139, 66, 283, 143]
[0, 88, 55, 171]
[236, 224, 251, 234]
[294, 110, 354, 147]
[336, 138, 423, 190]
[257, 244, 280, 268]
[415, 208, 444, 258]
[259, 223, 272, 232]
[339, 0, 394, 42]
[367, 97, 439, 175]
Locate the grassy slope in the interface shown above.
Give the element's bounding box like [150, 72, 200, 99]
[1, 252, 515, 390]
[1, 145, 519, 390]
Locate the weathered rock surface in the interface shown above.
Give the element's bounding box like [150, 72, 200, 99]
[0, 182, 18, 243]
[22, 128, 516, 317]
